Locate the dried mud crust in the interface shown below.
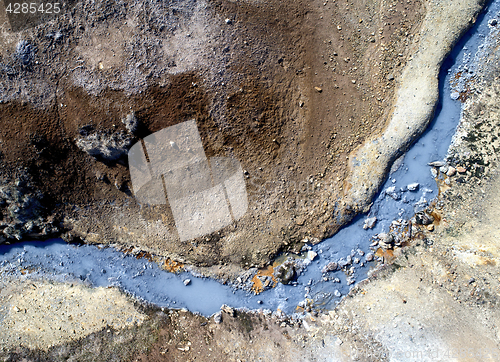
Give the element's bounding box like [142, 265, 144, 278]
[345, 0, 487, 213]
[0, 0, 424, 273]
[0, 299, 387, 362]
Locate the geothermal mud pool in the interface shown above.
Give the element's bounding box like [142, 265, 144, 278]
[1, 0, 499, 318]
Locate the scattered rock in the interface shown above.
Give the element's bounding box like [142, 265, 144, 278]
[407, 183, 419, 191]
[363, 216, 377, 229]
[275, 262, 296, 284]
[76, 130, 134, 161]
[221, 304, 235, 317]
[314, 86, 323, 92]
[365, 253, 374, 262]
[338, 257, 352, 269]
[0, 181, 53, 243]
[439, 165, 449, 174]
[456, 166, 467, 173]
[447, 166, 456, 177]
[426, 224, 434, 232]
[489, 18, 498, 26]
[306, 250, 317, 261]
[430, 168, 438, 178]
[428, 161, 446, 167]
[213, 311, 222, 323]
[183, 279, 191, 286]
[322, 261, 338, 273]
[387, 74, 395, 81]
[415, 211, 434, 225]
[378, 233, 394, 249]
[385, 186, 400, 200]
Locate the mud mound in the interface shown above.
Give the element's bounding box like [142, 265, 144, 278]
[0, 0, 424, 274]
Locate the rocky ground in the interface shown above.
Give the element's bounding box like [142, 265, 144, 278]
[2, 0, 500, 361]
[0, 0, 426, 278]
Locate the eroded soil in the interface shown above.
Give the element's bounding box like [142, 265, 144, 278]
[0, 0, 424, 276]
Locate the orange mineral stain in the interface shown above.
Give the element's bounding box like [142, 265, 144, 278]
[251, 264, 278, 294]
[375, 248, 395, 263]
[163, 258, 185, 273]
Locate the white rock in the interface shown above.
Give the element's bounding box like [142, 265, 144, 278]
[213, 311, 222, 323]
[307, 250, 317, 261]
[385, 186, 400, 200]
[407, 182, 419, 191]
[322, 261, 338, 273]
[363, 216, 377, 229]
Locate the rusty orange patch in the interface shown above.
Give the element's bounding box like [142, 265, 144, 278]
[251, 264, 278, 294]
[136, 251, 154, 262]
[122, 246, 134, 254]
[375, 248, 396, 263]
[163, 258, 185, 273]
